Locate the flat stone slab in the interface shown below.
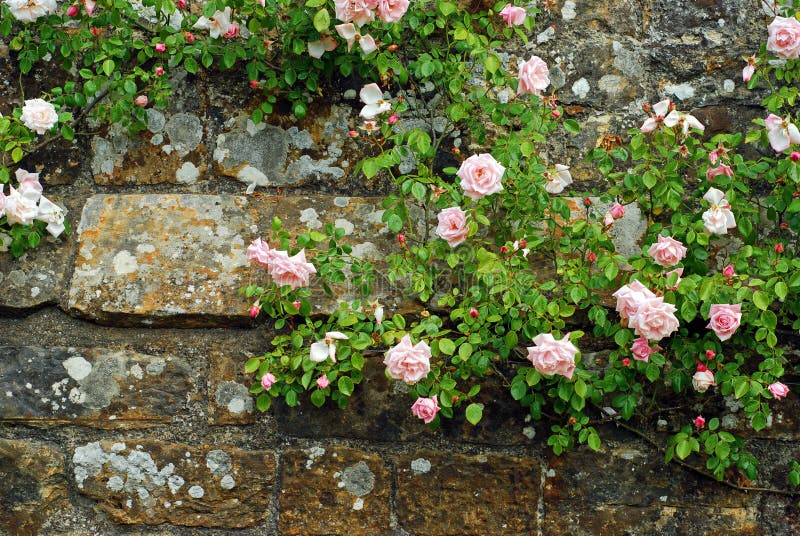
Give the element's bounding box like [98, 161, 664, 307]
[73, 440, 276, 528]
[0, 346, 194, 428]
[279, 447, 391, 535]
[67, 194, 263, 327]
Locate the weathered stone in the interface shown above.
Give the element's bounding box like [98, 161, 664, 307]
[396, 452, 540, 535]
[73, 440, 276, 528]
[208, 349, 257, 425]
[0, 346, 194, 428]
[279, 447, 391, 535]
[67, 194, 267, 327]
[0, 439, 70, 536]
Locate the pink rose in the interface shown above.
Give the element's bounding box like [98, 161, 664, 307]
[4, 186, 39, 226]
[223, 22, 239, 39]
[692, 369, 716, 393]
[155, 42, 166, 53]
[15, 168, 42, 198]
[612, 280, 656, 320]
[499, 4, 526, 27]
[526, 332, 578, 380]
[640, 99, 671, 133]
[135, 95, 148, 107]
[411, 395, 440, 424]
[317, 375, 331, 389]
[706, 303, 742, 342]
[629, 296, 680, 342]
[630, 337, 661, 362]
[722, 264, 735, 278]
[517, 55, 550, 96]
[383, 334, 431, 384]
[765, 114, 800, 153]
[767, 16, 800, 59]
[247, 237, 275, 267]
[334, 0, 376, 26]
[307, 37, 338, 59]
[457, 153, 505, 200]
[647, 235, 687, 268]
[706, 163, 734, 181]
[261, 372, 277, 390]
[268, 249, 317, 289]
[743, 64, 755, 82]
[694, 415, 705, 428]
[376, 0, 408, 23]
[610, 202, 625, 219]
[665, 267, 683, 291]
[768, 381, 790, 400]
[436, 206, 468, 247]
[20, 98, 58, 135]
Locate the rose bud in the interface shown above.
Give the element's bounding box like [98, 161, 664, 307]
[791, 152, 800, 162]
[135, 95, 148, 107]
[155, 66, 164, 76]
[776, 243, 784, 253]
[705, 349, 716, 359]
[67, 4, 79, 16]
[469, 308, 478, 318]
[249, 305, 260, 318]
[155, 42, 166, 53]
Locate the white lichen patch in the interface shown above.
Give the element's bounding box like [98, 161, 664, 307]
[112, 250, 139, 276]
[107, 475, 125, 491]
[175, 161, 200, 184]
[522, 426, 536, 439]
[188, 485, 205, 498]
[561, 0, 576, 20]
[410, 458, 431, 474]
[353, 498, 364, 510]
[129, 364, 144, 380]
[68, 387, 86, 404]
[237, 165, 269, 187]
[334, 218, 354, 235]
[227, 397, 246, 414]
[63, 356, 93, 381]
[299, 207, 323, 229]
[665, 83, 695, 101]
[572, 77, 590, 99]
[220, 474, 235, 490]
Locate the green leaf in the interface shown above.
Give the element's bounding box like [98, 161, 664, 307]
[245, 358, 261, 374]
[465, 403, 483, 425]
[484, 54, 500, 75]
[587, 431, 601, 451]
[313, 8, 330, 33]
[102, 59, 114, 77]
[338, 376, 355, 396]
[439, 338, 456, 355]
[285, 390, 298, 407]
[256, 393, 271, 412]
[753, 290, 771, 311]
[184, 56, 198, 74]
[310, 389, 326, 407]
[458, 342, 473, 360]
[563, 119, 580, 134]
[675, 439, 692, 460]
[574, 379, 587, 398]
[775, 281, 788, 300]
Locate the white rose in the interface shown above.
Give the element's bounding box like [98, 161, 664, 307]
[36, 195, 66, 237]
[5, 186, 39, 226]
[20, 98, 58, 135]
[4, 0, 57, 22]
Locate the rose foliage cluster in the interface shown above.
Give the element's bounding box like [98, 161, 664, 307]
[4, 0, 800, 494]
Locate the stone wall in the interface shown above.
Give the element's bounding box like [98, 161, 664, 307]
[3, 0, 800, 534]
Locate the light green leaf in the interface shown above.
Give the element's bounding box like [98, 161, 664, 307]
[465, 403, 483, 425]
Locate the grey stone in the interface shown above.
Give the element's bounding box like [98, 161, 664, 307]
[339, 461, 375, 497]
[146, 108, 166, 134]
[164, 113, 203, 157]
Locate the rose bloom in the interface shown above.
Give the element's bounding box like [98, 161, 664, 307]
[706, 303, 742, 342]
[15, 168, 42, 198]
[692, 369, 716, 393]
[261, 372, 277, 390]
[499, 4, 526, 27]
[768, 381, 790, 400]
[411, 395, 440, 424]
[694, 415, 706, 429]
[702, 187, 736, 235]
[383, 334, 432, 384]
[640, 99, 671, 133]
[317, 375, 331, 389]
[267, 249, 317, 289]
[436, 206, 468, 247]
[706, 163, 734, 181]
[457, 153, 505, 200]
[647, 235, 687, 268]
[193, 7, 232, 39]
[517, 56, 550, 96]
[334, 0, 376, 26]
[544, 164, 572, 194]
[722, 264, 735, 278]
[612, 279, 656, 320]
[36, 195, 66, 237]
[610, 202, 625, 219]
[4, 186, 39, 226]
[0, 188, 5, 219]
[247, 237, 276, 267]
[376, 0, 408, 23]
[20, 98, 58, 135]
[630, 337, 661, 362]
[526, 332, 578, 380]
[629, 296, 680, 342]
[135, 95, 148, 107]
[765, 113, 800, 153]
[308, 37, 338, 59]
[5, 0, 57, 22]
[767, 16, 800, 59]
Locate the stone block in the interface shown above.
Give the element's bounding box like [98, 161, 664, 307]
[67, 194, 268, 327]
[208, 349, 257, 426]
[72, 440, 276, 528]
[0, 439, 70, 536]
[395, 452, 540, 535]
[0, 346, 194, 428]
[279, 446, 391, 535]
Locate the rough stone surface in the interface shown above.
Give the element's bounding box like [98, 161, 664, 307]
[207, 349, 257, 425]
[279, 447, 391, 535]
[0, 346, 194, 428]
[67, 194, 265, 327]
[396, 452, 540, 535]
[0, 233, 73, 313]
[0, 439, 70, 536]
[73, 440, 276, 528]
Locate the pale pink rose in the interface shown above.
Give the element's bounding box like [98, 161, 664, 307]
[15, 168, 42, 198]
[499, 4, 526, 27]
[411, 395, 440, 424]
[223, 22, 239, 39]
[20, 99, 58, 135]
[610, 202, 625, 219]
[629, 296, 680, 341]
[665, 267, 683, 290]
[706, 303, 742, 342]
[4, 186, 38, 226]
[706, 163, 734, 181]
[663, 110, 704, 135]
[83, 0, 95, 15]
[457, 153, 505, 199]
[268, 249, 317, 289]
[647, 235, 687, 268]
[544, 164, 572, 194]
[743, 64, 755, 83]
[317, 375, 331, 389]
[639, 99, 671, 133]
[612, 280, 656, 320]
[334, 0, 376, 26]
[308, 37, 338, 59]
[357, 82, 390, 118]
[768, 381, 790, 400]
[602, 212, 614, 226]
[436, 206, 468, 247]
[526, 332, 578, 379]
[630, 337, 661, 362]
[517, 56, 550, 96]
[765, 113, 800, 153]
[722, 264, 735, 278]
[309, 331, 348, 363]
[0, 188, 5, 219]
[376, 0, 408, 22]
[692, 369, 716, 393]
[135, 95, 148, 107]
[702, 187, 736, 235]
[383, 334, 431, 384]
[193, 7, 232, 39]
[261, 372, 277, 389]
[247, 238, 276, 267]
[36, 195, 66, 237]
[5, 0, 57, 22]
[767, 16, 800, 59]
[708, 149, 719, 165]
